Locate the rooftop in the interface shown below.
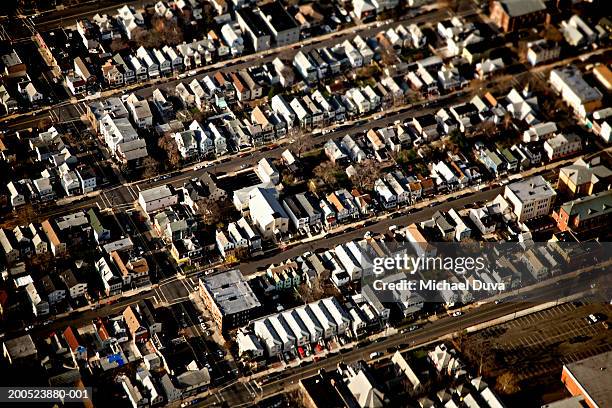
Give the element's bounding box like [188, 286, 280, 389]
[506, 175, 556, 202]
[563, 351, 612, 408]
[259, 1, 299, 32]
[498, 0, 546, 17]
[200, 269, 261, 316]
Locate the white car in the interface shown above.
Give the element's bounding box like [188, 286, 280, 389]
[452, 311, 463, 317]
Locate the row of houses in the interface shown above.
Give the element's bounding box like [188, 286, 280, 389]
[235, 295, 351, 360]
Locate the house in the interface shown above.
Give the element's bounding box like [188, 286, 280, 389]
[0, 85, 18, 114]
[230, 217, 262, 252]
[100, 115, 148, 163]
[544, 133, 582, 161]
[476, 58, 505, 79]
[125, 93, 153, 128]
[327, 189, 359, 222]
[39, 275, 65, 305]
[88, 208, 110, 243]
[527, 40, 561, 66]
[271, 95, 295, 128]
[26, 282, 49, 316]
[341, 135, 366, 163]
[256, 158, 280, 184]
[2, 335, 37, 364]
[324, 140, 348, 165]
[58, 269, 87, 298]
[489, 0, 547, 32]
[282, 192, 322, 231]
[557, 158, 612, 198]
[87, 97, 129, 133]
[32, 177, 55, 202]
[553, 190, 612, 237]
[504, 175, 556, 221]
[138, 185, 178, 214]
[0, 229, 19, 264]
[21, 82, 43, 104]
[41, 220, 65, 256]
[74, 56, 96, 89]
[1, 49, 27, 77]
[239, 71, 263, 99]
[293, 51, 317, 82]
[236, 8, 271, 52]
[479, 148, 507, 177]
[153, 48, 171, 75]
[561, 15, 597, 47]
[550, 66, 603, 118]
[96, 256, 123, 296]
[162, 45, 183, 72]
[249, 187, 289, 239]
[7, 181, 26, 208]
[116, 5, 144, 39]
[413, 114, 439, 140]
[259, 1, 300, 47]
[75, 165, 96, 194]
[173, 130, 199, 159]
[136, 47, 160, 78]
[123, 305, 148, 342]
[593, 65, 612, 93]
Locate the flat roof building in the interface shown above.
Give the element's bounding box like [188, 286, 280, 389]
[199, 269, 262, 331]
[504, 175, 556, 222]
[561, 351, 612, 408]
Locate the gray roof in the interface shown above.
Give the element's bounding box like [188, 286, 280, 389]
[499, 0, 546, 17]
[2, 334, 37, 360]
[200, 269, 261, 315]
[563, 351, 612, 408]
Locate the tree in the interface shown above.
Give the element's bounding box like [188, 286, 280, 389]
[141, 157, 159, 179]
[132, 28, 163, 49]
[151, 16, 184, 46]
[313, 160, 344, 188]
[292, 131, 309, 158]
[109, 37, 127, 52]
[495, 372, 521, 395]
[282, 173, 298, 186]
[502, 111, 513, 130]
[350, 159, 381, 191]
[157, 133, 181, 169]
[197, 197, 234, 226]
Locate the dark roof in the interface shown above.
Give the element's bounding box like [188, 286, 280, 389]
[237, 8, 271, 38]
[259, 1, 299, 32]
[499, 0, 546, 17]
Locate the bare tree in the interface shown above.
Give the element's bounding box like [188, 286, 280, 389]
[151, 16, 184, 46]
[495, 372, 521, 395]
[197, 197, 234, 226]
[292, 131, 309, 159]
[157, 133, 181, 169]
[142, 157, 159, 179]
[109, 37, 127, 52]
[313, 160, 343, 188]
[351, 159, 381, 191]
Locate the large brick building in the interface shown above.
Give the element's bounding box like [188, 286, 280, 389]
[561, 351, 612, 408]
[553, 190, 612, 237]
[489, 0, 547, 32]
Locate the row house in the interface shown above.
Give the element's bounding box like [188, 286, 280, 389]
[326, 189, 360, 222]
[282, 192, 322, 232]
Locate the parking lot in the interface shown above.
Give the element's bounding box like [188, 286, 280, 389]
[457, 298, 612, 404]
